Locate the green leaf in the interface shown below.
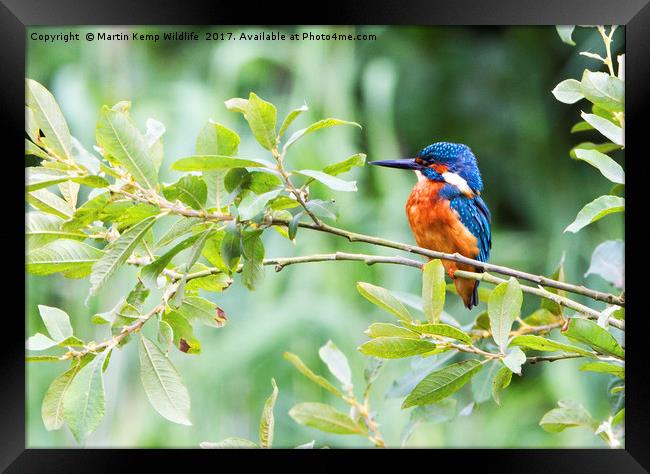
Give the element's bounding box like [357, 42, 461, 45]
[139, 336, 192, 425]
[402, 322, 473, 345]
[224, 97, 249, 113]
[140, 233, 201, 288]
[579, 361, 624, 378]
[42, 364, 80, 430]
[365, 323, 420, 339]
[26, 355, 61, 362]
[243, 92, 277, 150]
[58, 180, 79, 210]
[37, 305, 73, 342]
[155, 217, 201, 248]
[359, 337, 437, 359]
[585, 240, 624, 288]
[26, 79, 73, 160]
[510, 335, 594, 357]
[115, 203, 160, 232]
[573, 149, 624, 184]
[26, 240, 104, 277]
[502, 347, 526, 375]
[195, 121, 240, 209]
[62, 350, 109, 443]
[26, 333, 58, 351]
[238, 189, 281, 220]
[170, 227, 214, 308]
[564, 195, 624, 233]
[322, 153, 366, 176]
[96, 105, 158, 188]
[26, 212, 85, 250]
[289, 403, 365, 435]
[171, 155, 272, 172]
[278, 104, 308, 138]
[402, 360, 483, 408]
[220, 224, 242, 271]
[555, 25, 576, 46]
[295, 169, 357, 192]
[488, 277, 522, 353]
[200, 437, 259, 449]
[163, 175, 207, 210]
[563, 318, 624, 358]
[283, 352, 341, 397]
[89, 216, 157, 297]
[318, 341, 352, 390]
[259, 379, 278, 448]
[363, 357, 384, 386]
[283, 118, 361, 152]
[177, 296, 227, 328]
[580, 70, 624, 112]
[571, 121, 594, 133]
[158, 320, 174, 350]
[422, 259, 446, 323]
[27, 189, 74, 219]
[288, 211, 303, 241]
[551, 79, 584, 104]
[162, 311, 201, 354]
[26, 167, 77, 192]
[201, 438, 258, 448]
[356, 282, 412, 322]
[492, 366, 512, 406]
[580, 111, 624, 146]
[539, 401, 595, 433]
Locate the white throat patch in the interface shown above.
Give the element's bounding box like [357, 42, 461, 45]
[442, 171, 473, 197]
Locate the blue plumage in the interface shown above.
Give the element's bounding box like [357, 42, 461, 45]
[418, 142, 484, 193]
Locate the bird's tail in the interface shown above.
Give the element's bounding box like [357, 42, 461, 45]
[455, 277, 480, 309]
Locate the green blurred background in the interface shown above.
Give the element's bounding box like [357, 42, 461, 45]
[26, 26, 624, 448]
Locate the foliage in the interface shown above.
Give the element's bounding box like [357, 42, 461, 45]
[26, 25, 624, 447]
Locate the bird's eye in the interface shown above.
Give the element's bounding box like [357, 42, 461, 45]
[415, 157, 425, 165]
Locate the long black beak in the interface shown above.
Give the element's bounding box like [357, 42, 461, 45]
[368, 158, 422, 170]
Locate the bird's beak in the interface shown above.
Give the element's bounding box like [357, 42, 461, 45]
[368, 158, 422, 170]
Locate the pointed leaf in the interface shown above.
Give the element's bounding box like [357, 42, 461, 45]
[580, 70, 624, 112]
[563, 318, 624, 358]
[26, 240, 104, 276]
[259, 379, 278, 448]
[502, 347, 526, 375]
[171, 155, 271, 171]
[564, 195, 624, 233]
[356, 282, 412, 322]
[555, 25, 576, 46]
[402, 360, 483, 408]
[574, 149, 624, 184]
[283, 118, 360, 152]
[422, 259, 446, 323]
[243, 93, 277, 150]
[283, 352, 341, 397]
[318, 341, 352, 390]
[38, 305, 73, 342]
[139, 336, 192, 425]
[42, 364, 80, 430]
[581, 111, 623, 146]
[278, 104, 308, 138]
[295, 169, 357, 192]
[96, 106, 158, 188]
[289, 403, 365, 435]
[62, 350, 109, 443]
[510, 335, 594, 357]
[401, 322, 473, 345]
[359, 337, 436, 359]
[551, 79, 584, 104]
[488, 277, 522, 353]
[89, 216, 157, 296]
[26, 79, 73, 160]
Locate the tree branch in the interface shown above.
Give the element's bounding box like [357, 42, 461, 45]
[273, 219, 624, 307]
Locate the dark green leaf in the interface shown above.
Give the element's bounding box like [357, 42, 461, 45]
[402, 360, 483, 408]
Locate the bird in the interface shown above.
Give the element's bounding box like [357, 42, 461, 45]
[370, 142, 491, 309]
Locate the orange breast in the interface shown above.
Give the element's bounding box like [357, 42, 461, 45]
[406, 179, 482, 309]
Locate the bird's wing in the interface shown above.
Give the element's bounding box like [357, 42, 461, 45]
[449, 195, 492, 263]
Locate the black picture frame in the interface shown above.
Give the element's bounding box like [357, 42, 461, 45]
[3, 0, 648, 470]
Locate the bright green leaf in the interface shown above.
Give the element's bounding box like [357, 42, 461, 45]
[564, 195, 624, 233]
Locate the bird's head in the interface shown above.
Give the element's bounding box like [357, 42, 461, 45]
[369, 141, 483, 195]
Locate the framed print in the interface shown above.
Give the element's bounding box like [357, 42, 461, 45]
[2, 0, 648, 470]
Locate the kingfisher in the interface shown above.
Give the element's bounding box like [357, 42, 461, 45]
[370, 142, 492, 309]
